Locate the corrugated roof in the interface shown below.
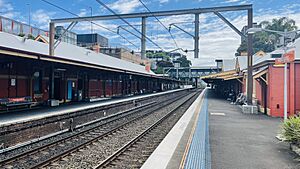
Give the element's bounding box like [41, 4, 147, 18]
[0, 32, 155, 76]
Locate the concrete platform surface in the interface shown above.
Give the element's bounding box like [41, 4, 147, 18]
[208, 90, 300, 169]
[142, 89, 300, 169]
[0, 88, 188, 126]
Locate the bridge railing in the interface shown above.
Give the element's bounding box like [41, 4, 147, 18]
[0, 15, 48, 38]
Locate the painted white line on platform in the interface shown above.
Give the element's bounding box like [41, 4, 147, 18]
[210, 112, 225, 116]
[141, 89, 206, 169]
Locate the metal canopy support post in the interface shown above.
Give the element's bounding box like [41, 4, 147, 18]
[49, 22, 55, 56]
[194, 13, 199, 58]
[141, 17, 146, 59]
[247, 8, 253, 105]
[49, 65, 55, 99]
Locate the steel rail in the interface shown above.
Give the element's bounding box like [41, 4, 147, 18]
[94, 91, 199, 168]
[26, 92, 191, 168]
[0, 101, 156, 165]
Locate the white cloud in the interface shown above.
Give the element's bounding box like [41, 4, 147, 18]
[222, 0, 240, 3]
[140, 6, 300, 67]
[78, 8, 88, 17]
[0, 0, 13, 11]
[108, 0, 142, 14]
[74, 20, 118, 35]
[159, 0, 169, 4]
[2, 0, 298, 68]
[0, 0, 17, 19]
[31, 9, 56, 29]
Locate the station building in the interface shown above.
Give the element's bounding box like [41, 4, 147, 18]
[202, 39, 300, 117]
[0, 32, 179, 109]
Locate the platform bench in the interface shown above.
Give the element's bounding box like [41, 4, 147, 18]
[0, 96, 35, 111]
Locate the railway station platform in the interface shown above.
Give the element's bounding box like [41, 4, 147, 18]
[0, 88, 189, 127]
[142, 89, 299, 169]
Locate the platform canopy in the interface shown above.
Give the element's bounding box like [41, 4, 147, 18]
[0, 32, 158, 77]
[201, 70, 243, 83]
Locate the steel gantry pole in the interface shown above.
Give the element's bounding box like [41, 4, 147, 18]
[141, 17, 147, 59]
[246, 8, 253, 105]
[283, 29, 288, 120]
[194, 13, 200, 58]
[49, 22, 55, 56]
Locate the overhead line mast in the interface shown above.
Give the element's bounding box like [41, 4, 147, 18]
[138, 0, 180, 52]
[95, 0, 165, 59]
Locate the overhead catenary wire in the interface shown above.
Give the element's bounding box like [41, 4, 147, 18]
[40, 0, 139, 49]
[95, 0, 164, 51]
[138, 0, 180, 51]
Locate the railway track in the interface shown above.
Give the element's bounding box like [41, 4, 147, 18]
[45, 90, 200, 169]
[0, 90, 193, 169]
[94, 90, 199, 169]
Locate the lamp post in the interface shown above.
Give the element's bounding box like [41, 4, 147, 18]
[247, 27, 299, 120]
[26, 3, 31, 27]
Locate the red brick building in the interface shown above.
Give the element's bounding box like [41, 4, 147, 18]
[252, 49, 300, 117]
[202, 39, 300, 117]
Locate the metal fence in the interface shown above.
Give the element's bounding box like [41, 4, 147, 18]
[0, 15, 48, 38]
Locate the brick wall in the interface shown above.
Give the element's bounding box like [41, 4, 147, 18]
[268, 65, 285, 117]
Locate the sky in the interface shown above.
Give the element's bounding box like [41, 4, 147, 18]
[1, 0, 300, 66]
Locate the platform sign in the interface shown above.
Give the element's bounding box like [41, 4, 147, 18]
[275, 50, 295, 66]
[11, 78, 16, 86]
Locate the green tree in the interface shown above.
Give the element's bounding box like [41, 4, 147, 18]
[175, 56, 192, 67]
[237, 17, 298, 55]
[156, 60, 174, 68]
[154, 60, 174, 74]
[261, 17, 297, 32]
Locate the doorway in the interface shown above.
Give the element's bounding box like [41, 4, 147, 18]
[54, 77, 61, 100]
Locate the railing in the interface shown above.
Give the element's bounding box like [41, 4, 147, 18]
[0, 15, 48, 38]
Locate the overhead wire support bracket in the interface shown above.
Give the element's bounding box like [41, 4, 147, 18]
[169, 24, 194, 38]
[117, 26, 141, 39]
[95, 0, 164, 51]
[42, 0, 139, 55]
[138, 0, 180, 51]
[54, 21, 78, 49]
[213, 11, 246, 38]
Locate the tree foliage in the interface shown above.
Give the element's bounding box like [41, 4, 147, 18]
[156, 60, 174, 68]
[146, 52, 171, 61]
[148, 51, 192, 74]
[237, 17, 298, 55]
[176, 55, 192, 67]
